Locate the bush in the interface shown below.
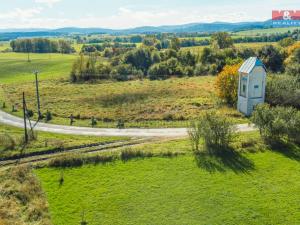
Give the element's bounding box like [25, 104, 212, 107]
[251, 104, 300, 144]
[116, 119, 125, 129]
[26, 109, 34, 118]
[266, 75, 300, 108]
[45, 111, 52, 122]
[188, 121, 202, 151]
[279, 37, 295, 47]
[286, 48, 300, 79]
[188, 112, 235, 151]
[258, 45, 286, 72]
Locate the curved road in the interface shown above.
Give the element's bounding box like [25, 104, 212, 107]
[0, 110, 255, 137]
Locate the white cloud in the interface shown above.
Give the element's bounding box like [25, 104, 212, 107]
[35, 0, 62, 7]
[1, 1, 299, 29]
[0, 7, 42, 20]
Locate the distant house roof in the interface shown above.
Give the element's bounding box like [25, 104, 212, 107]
[238, 57, 266, 74]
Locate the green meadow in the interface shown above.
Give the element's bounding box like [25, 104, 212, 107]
[0, 52, 76, 84]
[36, 135, 300, 225]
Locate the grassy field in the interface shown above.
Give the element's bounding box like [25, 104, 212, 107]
[0, 41, 10, 51]
[0, 123, 127, 159]
[235, 27, 299, 36]
[1, 76, 247, 127]
[0, 41, 274, 128]
[36, 134, 300, 225]
[183, 42, 277, 53]
[0, 52, 77, 84]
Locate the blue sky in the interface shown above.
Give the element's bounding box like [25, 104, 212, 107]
[0, 0, 299, 28]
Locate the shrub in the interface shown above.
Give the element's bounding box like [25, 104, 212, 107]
[189, 112, 235, 151]
[286, 48, 300, 79]
[258, 45, 285, 72]
[45, 111, 52, 122]
[200, 111, 235, 150]
[266, 75, 300, 108]
[162, 113, 174, 121]
[215, 64, 240, 105]
[116, 119, 125, 129]
[251, 104, 300, 144]
[26, 109, 34, 118]
[188, 121, 202, 151]
[279, 37, 295, 47]
[91, 117, 97, 127]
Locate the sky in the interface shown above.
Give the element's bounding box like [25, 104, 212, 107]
[0, 0, 299, 29]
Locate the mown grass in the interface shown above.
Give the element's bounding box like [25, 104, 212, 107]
[0, 52, 77, 84]
[1, 76, 248, 127]
[235, 27, 300, 36]
[183, 42, 277, 53]
[0, 123, 127, 159]
[36, 133, 300, 225]
[0, 41, 10, 51]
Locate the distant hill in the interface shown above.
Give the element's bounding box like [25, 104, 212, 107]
[0, 20, 286, 40]
[52, 21, 274, 34]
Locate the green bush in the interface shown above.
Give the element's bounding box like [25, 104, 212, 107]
[251, 104, 300, 144]
[258, 45, 286, 72]
[266, 75, 300, 108]
[188, 121, 202, 151]
[188, 112, 235, 152]
[45, 111, 52, 122]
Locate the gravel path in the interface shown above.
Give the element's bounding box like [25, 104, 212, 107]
[0, 110, 256, 137]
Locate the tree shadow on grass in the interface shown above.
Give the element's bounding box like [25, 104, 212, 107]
[269, 141, 300, 162]
[195, 147, 255, 174]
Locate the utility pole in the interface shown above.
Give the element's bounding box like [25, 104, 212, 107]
[22, 92, 28, 144]
[34, 70, 42, 119]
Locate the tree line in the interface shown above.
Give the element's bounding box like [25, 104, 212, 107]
[10, 38, 75, 54]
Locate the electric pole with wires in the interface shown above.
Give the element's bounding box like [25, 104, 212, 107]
[34, 70, 42, 120]
[22, 92, 29, 144]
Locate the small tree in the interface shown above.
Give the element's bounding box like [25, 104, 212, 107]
[188, 112, 235, 152]
[188, 121, 202, 151]
[215, 64, 240, 106]
[211, 32, 233, 49]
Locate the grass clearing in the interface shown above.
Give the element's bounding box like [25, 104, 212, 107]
[0, 52, 77, 84]
[0, 123, 127, 159]
[36, 134, 300, 225]
[235, 27, 300, 36]
[0, 41, 10, 51]
[1, 76, 247, 128]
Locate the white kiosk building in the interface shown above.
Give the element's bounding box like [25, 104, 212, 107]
[238, 57, 267, 116]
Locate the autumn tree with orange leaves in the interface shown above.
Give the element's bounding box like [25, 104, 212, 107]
[215, 64, 241, 106]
